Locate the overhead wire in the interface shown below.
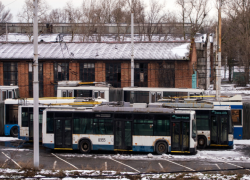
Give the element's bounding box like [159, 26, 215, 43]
[5, 0, 19, 7]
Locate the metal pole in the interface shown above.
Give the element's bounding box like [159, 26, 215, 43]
[131, 0, 134, 87]
[33, 0, 39, 168]
[218, 0, 222, 99]
[215, 27, 219, 101]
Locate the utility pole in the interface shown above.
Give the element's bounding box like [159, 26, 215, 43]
[216, 0, 222, 101]
[33, 0, 39, 168]
[131, 0, 134, 87]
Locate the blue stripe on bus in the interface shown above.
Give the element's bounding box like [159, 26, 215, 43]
[234, 127, 243, 139]
[19, 136, 29, 141]
[92, 145, 114, 151]
[214, 105, 243, 109]
[228, 141, 233, 146]
[44, 144, 174, 153]
[133, 146, 154, 152]
[132, 146, 171, 152]
[43, 143, 54, 149]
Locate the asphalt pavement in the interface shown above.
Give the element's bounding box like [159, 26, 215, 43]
[0, 140, 250, 175]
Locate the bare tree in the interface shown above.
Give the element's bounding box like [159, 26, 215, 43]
[176, 0, 210, 40]
[144, 0, 168, 41]
[17, 0, 50, 23]
[47, 9, 68, 23]
[0, 2, 12, 22]
[223, 0, 250, 84]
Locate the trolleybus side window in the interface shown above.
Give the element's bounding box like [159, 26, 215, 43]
[134, 114, 154, 136]
[47, 112, 54, 133]
[2, 91, 6, 100]
[163, 92, 188, 99]
[75, 90, 92, 98]
[196, 111, 209, 130]
[192, 120, 196, 138]
[73, 113, 93, 134]
[73, 113, 113, 135]
[231, 110, 242, 125]
[154, 114, 170, 136]
[96, 119, 113, 134]
[22, 108, 29, 127]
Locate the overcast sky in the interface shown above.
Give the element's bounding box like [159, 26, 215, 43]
[1, 0, 216, 22]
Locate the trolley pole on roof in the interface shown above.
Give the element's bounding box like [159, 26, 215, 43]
[131, 0, 134, 87]
[33, 0, 39, 168]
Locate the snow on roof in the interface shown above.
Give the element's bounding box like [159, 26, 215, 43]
[0, 42, 190, 60]
[194, 33, 207, 43]
[0, 33, 207, 43]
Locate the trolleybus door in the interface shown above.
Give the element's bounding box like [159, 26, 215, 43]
[54, 119, 72, 148]
[29, 111, 43, 141]
[211, 115, 228, 145]
[114, 120, 132, 150]
[171, 121, 190, 152]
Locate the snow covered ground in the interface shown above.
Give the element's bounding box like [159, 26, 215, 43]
[204, 83, 250, 101]
[0, 168, 249, 179]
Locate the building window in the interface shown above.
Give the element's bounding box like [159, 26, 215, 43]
[29, 63, 43, 97]
[54, 62, 69, 96]
[135, 63, 148, 87]
[158, 62, 175, 87]
[79, 63, 95, 82]
[106, 63, 121, 87]
[3, 62, 18, 85]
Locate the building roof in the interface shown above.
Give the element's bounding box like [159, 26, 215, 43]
[0, 42, 190, 60]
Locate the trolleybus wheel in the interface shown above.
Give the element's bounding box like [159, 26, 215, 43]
[79, 140, 91, 154]
[198, 136, 206, 149]
[155, 141, 168, 155]
[10, 126, 18, 137]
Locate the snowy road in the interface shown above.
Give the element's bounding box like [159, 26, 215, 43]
[0, 139, 250, 175]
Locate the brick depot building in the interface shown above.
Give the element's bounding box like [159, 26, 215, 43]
[0, 41, 197, 98]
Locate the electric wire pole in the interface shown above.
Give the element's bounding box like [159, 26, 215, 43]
[33, 0, 39, 168]
[216, 0, 222, 101]
[131, 0, 134, 87]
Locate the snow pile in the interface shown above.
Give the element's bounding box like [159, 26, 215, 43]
[0, 137, 18, 141]
[0, 167, 249, 180]
[234, 140, 250, 145]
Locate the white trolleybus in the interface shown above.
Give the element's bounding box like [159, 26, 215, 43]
[18, 98, 105, 141]
[42, 102, 197, 154]
[56, 81, 204, 104]
[157, 100, 233, 148]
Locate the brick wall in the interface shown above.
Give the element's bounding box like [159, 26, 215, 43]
[95, 61, 105, 82]
[18, 62, 29, 98]
[69, 62, 79, 81]
[121, 62, 131, 87]
[148, 62, 159, 87]
[175, 42, 197, 88]
[43, 62, 54, 97]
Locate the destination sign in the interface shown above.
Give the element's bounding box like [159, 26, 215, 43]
[171, 115, 189, 120]
[211, 111, 227, 115]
